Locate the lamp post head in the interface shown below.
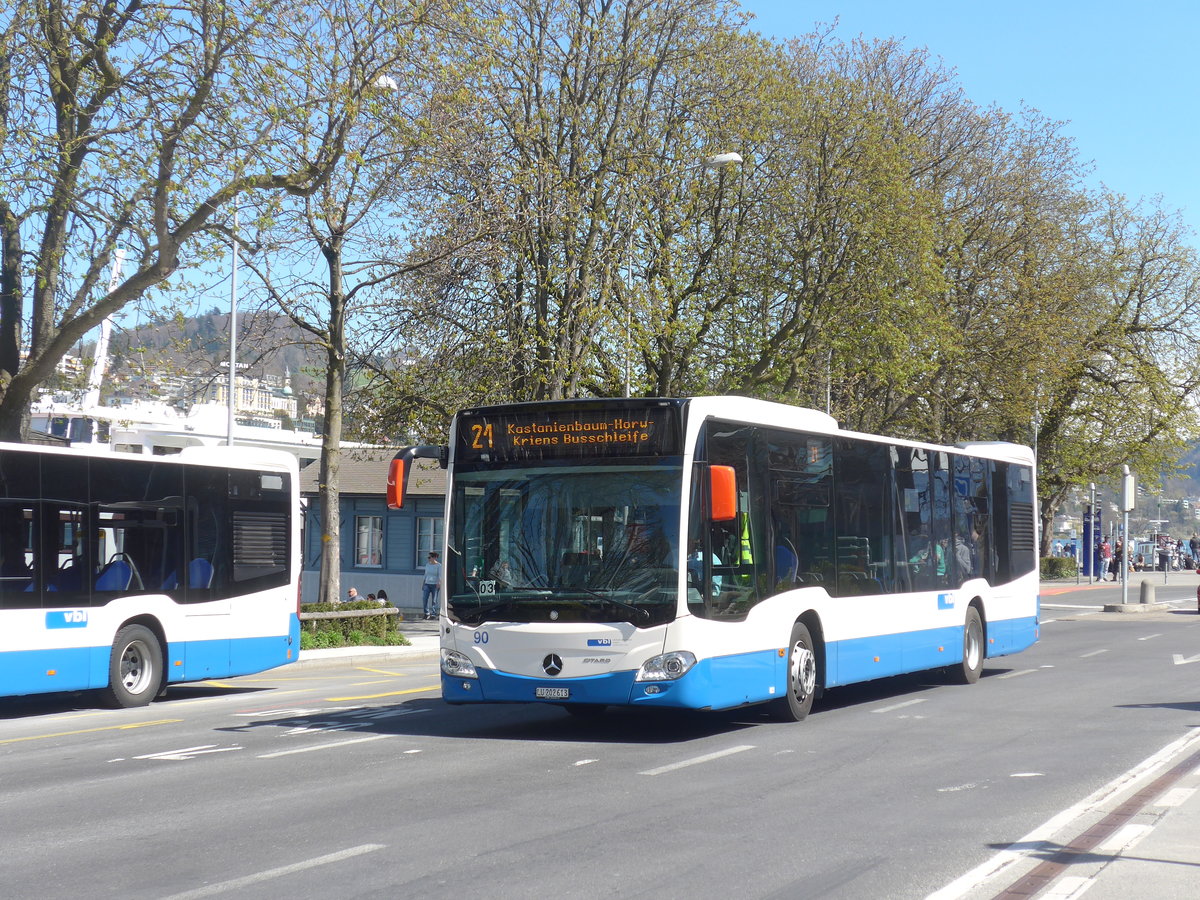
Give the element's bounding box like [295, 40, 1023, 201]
[703, 151, 743, 169]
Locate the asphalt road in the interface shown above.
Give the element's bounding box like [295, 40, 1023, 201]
[2, 581, 1199, 899]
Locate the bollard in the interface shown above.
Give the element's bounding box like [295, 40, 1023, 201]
[1139, 579, 1155, 605]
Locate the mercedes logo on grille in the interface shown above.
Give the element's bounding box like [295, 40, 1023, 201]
[542, 654, 564, 676]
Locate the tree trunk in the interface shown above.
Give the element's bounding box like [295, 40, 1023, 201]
[317, 239, 347, 605]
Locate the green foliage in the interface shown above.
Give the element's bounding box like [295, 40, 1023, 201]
[300, 601, 412, 648]
[1040, 557, 1077, 580]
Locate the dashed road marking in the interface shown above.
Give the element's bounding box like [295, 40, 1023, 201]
[639, 745, 755, 776]
[160, 843, 385, 899]
[872, 698, 927, 714]
[258, 734, 394, 758]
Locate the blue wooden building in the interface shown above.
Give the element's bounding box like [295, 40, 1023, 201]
[299, 450, 445, 615]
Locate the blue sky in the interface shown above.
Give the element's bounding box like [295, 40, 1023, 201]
[739, 1, 1200, 238]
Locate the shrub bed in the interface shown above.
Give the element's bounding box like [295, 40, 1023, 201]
[1040, 556, 1076, 579]
[299, 600, 412, 650]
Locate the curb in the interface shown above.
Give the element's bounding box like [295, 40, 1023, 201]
[1101, 602, 1175, 614]
[288, 636, 441, 671]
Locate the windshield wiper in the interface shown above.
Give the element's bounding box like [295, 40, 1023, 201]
[567, 585, 650, 624]
[454, 596, 516, 624]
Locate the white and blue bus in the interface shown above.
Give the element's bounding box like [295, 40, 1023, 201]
[0, 442, 300, 707]
[389, 397, 1038, 720]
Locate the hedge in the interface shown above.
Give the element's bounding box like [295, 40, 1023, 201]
[1040, 556, 1076, 579]
[299, 600, 412, 650]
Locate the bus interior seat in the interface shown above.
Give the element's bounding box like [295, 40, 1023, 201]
[51, 560, 84, 592]
[188, 558, 214, 589]
[161, 570, 179, 591]
[95, 559, 133, 591]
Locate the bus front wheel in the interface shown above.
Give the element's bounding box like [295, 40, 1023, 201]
[950, 607, 984, 685]
[101, 624, 163, 708]
[771, 622, 817, 722]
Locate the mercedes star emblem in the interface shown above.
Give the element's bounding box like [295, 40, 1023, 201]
[542, 653, 564, 676]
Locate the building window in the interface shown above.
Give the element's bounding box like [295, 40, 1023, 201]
[416, 516, 443, 568]
[355, 515, 383, 567]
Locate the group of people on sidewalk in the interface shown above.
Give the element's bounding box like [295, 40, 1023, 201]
[1094, 535, 1200, 581]
[340, 550, 442, 619]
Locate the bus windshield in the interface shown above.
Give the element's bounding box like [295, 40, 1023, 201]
[447, 464, 682, 627]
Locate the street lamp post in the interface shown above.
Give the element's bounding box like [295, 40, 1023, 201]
[622, 151, 743, 398]
[227, 206, 239, 446]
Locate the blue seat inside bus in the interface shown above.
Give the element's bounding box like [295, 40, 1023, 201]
[161, 558, 214, 591]
[95, 559, 133, 591]
[188, 558, 213, 589]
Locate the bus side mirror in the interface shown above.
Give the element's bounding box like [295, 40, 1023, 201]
[710, 465, 737, 522]
[386, 458, 407, 509]
[387, 444, 448, 509]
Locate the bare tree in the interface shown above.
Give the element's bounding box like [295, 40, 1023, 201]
[0, 0, 391, 439]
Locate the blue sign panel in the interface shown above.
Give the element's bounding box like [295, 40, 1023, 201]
[46, 610, 89, 629]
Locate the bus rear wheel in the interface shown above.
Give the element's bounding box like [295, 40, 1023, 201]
[950, 607, 984, 685]
[101, 624, 163, 708]
[771, 622, 817, 721]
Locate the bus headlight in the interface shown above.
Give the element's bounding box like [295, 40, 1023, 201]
[441, 649, 477, 678]
[636, 650, 697, 682]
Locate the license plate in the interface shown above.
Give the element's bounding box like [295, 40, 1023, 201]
[535, 686, 570, 699]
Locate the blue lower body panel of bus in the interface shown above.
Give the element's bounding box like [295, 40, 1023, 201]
[827, 615, 1038, 686]
[1, 616, 300, 699]
[442, 649, 783, 711]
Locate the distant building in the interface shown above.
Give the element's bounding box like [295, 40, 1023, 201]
[299, 450, 445, 614]
[200, 372, 298, 422]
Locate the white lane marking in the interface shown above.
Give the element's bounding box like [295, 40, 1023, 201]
[1157, 787, 1195, 807]
[574, 759, 598, 766]
[1137, 633, 1162, 641]
[1011, 773, 1044, 778]
[937, 782, 980, 793]
[1042, 618, 1057, 625]
[1040, 875, 1093, 899]
[257, 734, 393, 758]
[639, 744, 755, 776]
[1079, 649, 1109, 658]
[1172, 653, 1200, 665]
[926, 725, 1200, 900]
[1096, 823, 1150, 854]
[134, 745, 242, 762]
[160, 844, 384, 899]
[872, 698, 927, 714]
[995, 669, 1038, 680]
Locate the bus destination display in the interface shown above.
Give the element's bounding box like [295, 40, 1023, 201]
[456, 405, 681, 462]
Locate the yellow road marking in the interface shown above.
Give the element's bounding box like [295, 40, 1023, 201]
[355, 667, 411, 676]
[0, 718, 182, 746]
[325, 684, 440, 701]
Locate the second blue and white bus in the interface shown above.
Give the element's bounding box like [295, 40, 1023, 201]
[0, 442, 301, 707]
[390, 397, 1038, 720]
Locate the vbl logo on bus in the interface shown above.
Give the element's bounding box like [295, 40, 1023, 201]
[46, 610, 88, 629]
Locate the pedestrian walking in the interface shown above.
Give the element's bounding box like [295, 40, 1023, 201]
[422, 552, 442, 620]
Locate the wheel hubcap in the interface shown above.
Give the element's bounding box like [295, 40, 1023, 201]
[790, 641, 816, 700]
[120, 640, 153, 694]
[965, 623, 981, 669]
